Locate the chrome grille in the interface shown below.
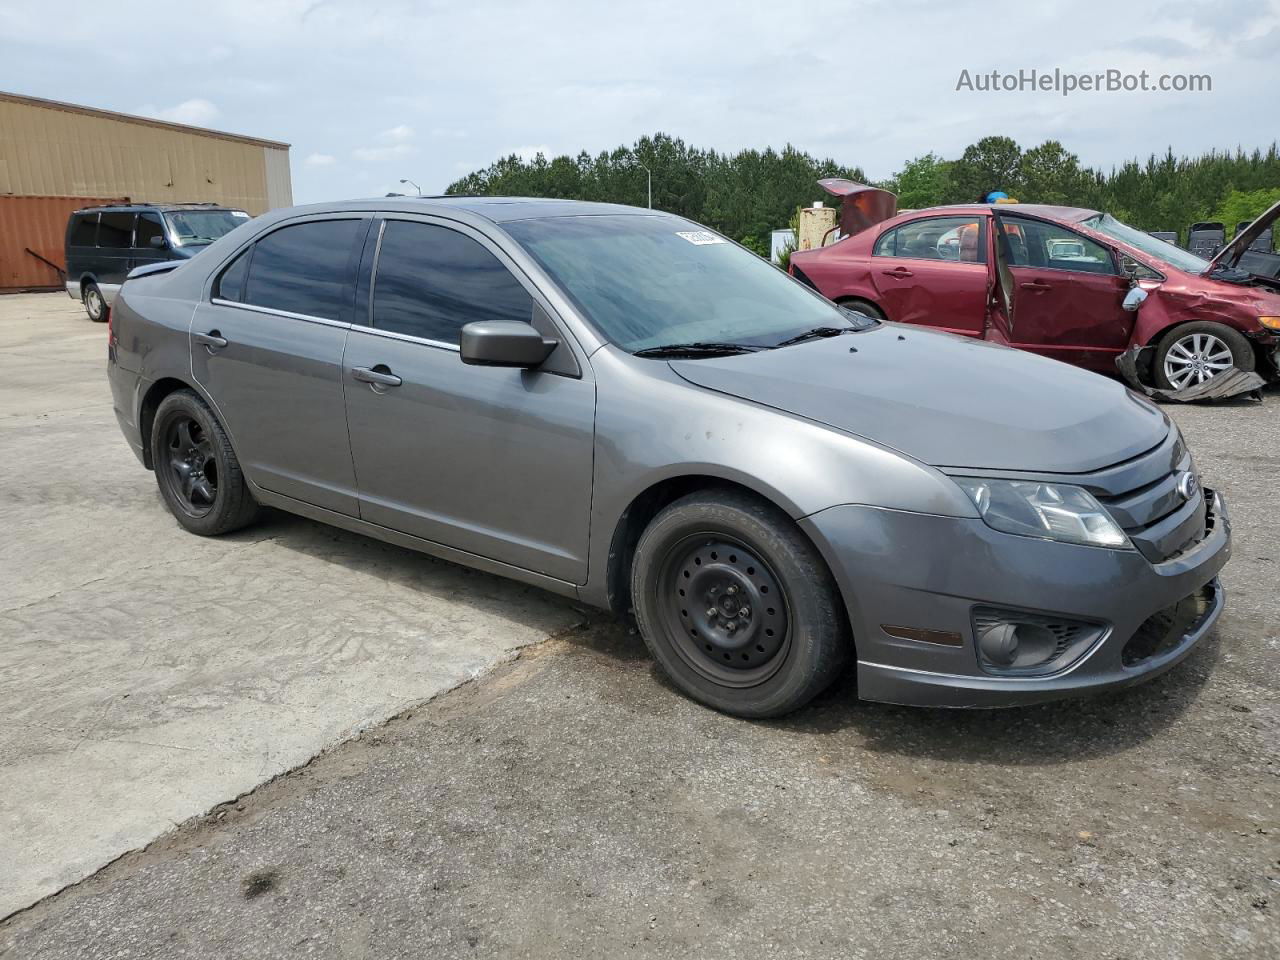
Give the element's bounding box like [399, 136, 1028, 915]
[1089, 431, 1207, 563]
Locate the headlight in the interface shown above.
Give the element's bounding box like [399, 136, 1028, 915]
[953, 477, 1130, 549]
[1259, 316, 1280, 331]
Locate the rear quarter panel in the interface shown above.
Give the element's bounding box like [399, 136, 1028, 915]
[790, 230, 882, 305]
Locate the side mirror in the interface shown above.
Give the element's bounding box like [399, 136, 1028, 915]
[148, 235, 169, 250]
[459, 320, 557, 368]
[1122, 287, 1148, 312]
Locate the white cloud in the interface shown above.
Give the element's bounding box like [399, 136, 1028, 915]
[352, 143, 417, 163]
[381, 124, 414, 142]
[137, 98, 221, 127]
[305, 153, 337, 167]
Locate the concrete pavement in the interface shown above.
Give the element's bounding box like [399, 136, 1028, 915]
[0, 293, 582, 918]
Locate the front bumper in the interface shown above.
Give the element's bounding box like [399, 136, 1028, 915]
[800, 490, 1231, 708]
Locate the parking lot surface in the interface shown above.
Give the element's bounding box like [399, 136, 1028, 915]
[0, 294, 582, 919]
[1, 293, 1277, 958]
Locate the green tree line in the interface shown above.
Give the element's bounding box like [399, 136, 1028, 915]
[447, 133, 1280, 250]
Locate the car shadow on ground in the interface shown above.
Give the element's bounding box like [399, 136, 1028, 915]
[570, 617, 1221, 768]
[197, 493, 1222, 770]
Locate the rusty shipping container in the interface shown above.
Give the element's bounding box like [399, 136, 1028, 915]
[0, 196, 123, 290]
[1, 90, 291, 291]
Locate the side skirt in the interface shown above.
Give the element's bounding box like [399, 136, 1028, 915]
[250, 485, 586, 604]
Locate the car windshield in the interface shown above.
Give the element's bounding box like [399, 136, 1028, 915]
[164, 210, 248, 246]
[502, 214, 851, 352]
[1082, 212, 1210, 274]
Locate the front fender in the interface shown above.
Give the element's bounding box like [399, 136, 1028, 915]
[580, 348, 977, 605]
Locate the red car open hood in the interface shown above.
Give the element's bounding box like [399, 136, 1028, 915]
[1205, 198, 1280, 275]
[817, 179, 898, 238]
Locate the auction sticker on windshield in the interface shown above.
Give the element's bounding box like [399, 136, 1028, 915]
[676, 230, 725, 245]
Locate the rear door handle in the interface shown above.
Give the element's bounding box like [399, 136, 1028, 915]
[882, 267, 914, 278]
[193, 331, 228, 350]
[1019, 280, 1051, 292]
[352, 365, 403, 388]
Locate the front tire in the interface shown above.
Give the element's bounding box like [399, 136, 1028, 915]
[150, 390, 260, 536]
[631, 489, 849, 718]
[1153, 321, 1254, 390]
[83, 282, 108, 323]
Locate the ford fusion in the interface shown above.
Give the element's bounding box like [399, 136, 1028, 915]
[106, 198, 1231, 717]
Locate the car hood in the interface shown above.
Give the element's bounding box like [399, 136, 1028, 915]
[668, 326, 1169, 473]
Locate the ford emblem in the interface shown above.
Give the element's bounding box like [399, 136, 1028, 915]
[1176, 471, 1199, 501]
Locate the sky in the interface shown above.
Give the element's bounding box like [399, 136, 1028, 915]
[1, 0, 1277, 204]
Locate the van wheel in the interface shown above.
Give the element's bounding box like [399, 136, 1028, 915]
[83, 282, 108, 323]
[150, 390, 260, 536]
[1154, 321, 1254, 390]
[631, 489, 849, 718]
[837, 298, 886, 322]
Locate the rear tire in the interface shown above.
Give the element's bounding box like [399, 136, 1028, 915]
[150, 390, 260, 536]
[1153, 321, 1254, 390]
[837, 298, 886, 322]
[631, 489, 849, 718]
[83, 282, 108, 323]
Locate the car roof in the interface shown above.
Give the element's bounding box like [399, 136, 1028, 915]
[269, 196, 667, 224]
[902, 203, 1101, 222]
[73, 202, 244, 214]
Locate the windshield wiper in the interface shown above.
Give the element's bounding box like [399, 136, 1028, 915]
[632, 341, 769, 358]
[773, 325, 855, 348]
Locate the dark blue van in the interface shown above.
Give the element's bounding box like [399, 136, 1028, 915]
[65, 203, 250, 321]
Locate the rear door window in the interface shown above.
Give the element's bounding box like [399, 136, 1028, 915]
[873, 216, 986, 263]
[69, 214, 98, 246]
[998, 216, 1115, 274]
[242, 219, 364, 320]
[370, 220, 534, 343]
[97, 212, 135, 248]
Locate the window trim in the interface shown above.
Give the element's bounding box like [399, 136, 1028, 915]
[995, 213, 1120, 277]
[872, 215, 990, 265]
[210, 298, 352, 329]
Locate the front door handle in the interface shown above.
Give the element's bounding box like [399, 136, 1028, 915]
[1019, 280, 1051, 292]
[193, 330, 228, 350]
[352, 365, 403, 388]
[882, 267, 914, 278]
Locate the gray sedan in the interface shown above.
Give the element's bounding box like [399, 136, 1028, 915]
[107, 198, 1231, 717]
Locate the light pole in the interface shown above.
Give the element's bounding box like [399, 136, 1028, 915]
[399, 178, 422, 196]
[631, 157, 651, 209]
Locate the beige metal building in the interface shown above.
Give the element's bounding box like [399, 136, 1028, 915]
[0, 91, 291, 290]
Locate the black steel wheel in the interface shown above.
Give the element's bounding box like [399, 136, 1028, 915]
[658, 535, 791, 687]
[632, 489, 849, 718]
[150, 390, 260, 536]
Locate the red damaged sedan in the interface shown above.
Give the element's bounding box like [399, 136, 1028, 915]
[789, 183, 1280, 391]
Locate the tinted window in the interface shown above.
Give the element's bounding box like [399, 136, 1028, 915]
[999, 217, 1115, 274]
[873, 216, 986, 263]
[372, 220, 534, 342]
[215, 250, 250, 302]
[243, 219, 363, 320]
[97, 212, 135, 249]
[135, 213, 166, 248]
[69, 214, 98, 246]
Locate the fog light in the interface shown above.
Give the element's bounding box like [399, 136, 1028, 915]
[977, 621, 1058, 669]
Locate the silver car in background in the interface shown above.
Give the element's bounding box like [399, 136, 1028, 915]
[106, 198, 1231, 717]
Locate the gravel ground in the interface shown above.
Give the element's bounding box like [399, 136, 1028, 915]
[2, 359, 1277, 958]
